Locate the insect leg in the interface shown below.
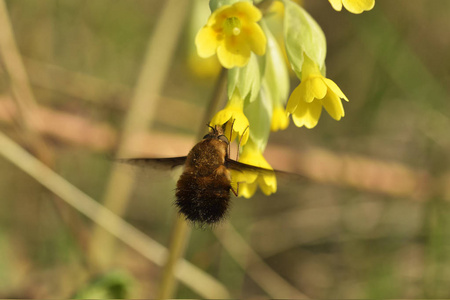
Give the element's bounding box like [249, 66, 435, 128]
[230, 182, 239, 197]
[236, 126, 249, 161]
[228, 119, 236, 159]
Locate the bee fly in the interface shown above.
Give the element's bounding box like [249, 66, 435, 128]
[119, 125, 281, 225]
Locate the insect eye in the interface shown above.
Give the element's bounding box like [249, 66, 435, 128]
[203, 133, 211, 139]
[218, 135, 229, 144]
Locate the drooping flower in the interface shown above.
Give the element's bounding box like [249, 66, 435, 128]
[231, 141, 276, 198]
[271, 106, 289, 131]
[286, 54, 348, 129]
[210, 89, 250, 145]
[328, 0, 375, 14]
[195, 1, 266, 69]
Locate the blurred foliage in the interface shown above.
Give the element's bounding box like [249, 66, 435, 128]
[0, 0, 450, 298]
[72, 270, 134, 299]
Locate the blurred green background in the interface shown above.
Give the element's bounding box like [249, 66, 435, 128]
[1, 0, 450, 298]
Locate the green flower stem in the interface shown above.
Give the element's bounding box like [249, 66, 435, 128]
[157, 68, 227, 298]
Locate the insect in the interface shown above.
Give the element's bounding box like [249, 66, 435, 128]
[120, 125, 281, 225]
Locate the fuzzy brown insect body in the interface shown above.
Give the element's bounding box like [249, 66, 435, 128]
[119, 126, 286, 226]
[175, 128, 233, 224]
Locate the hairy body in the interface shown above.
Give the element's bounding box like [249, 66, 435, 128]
[176, 128, 233, 224]
[118, 125, 290, 226]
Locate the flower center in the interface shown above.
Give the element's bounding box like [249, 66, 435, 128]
[223, 17, 241, 36]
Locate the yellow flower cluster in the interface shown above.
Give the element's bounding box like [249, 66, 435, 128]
[286, 55, 348, 129]
[195, 2, 266, 69]
[231, 141, 277, 198]
[209, 89, 249, 145]
[194, 0, 373, 198]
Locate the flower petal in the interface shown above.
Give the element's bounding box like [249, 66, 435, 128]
[232, 111, 250, 145]
[208, 5, 231, 27]
[324, 78, 349, 101]
[328, 0, 343, 11]
[233, 143, 278, 198]
[232, 1, 262, 22]
[298, 79, 316, 103]
[310, 77, 328, 101]
[322, 91, 345, 120]
[217, 36, 251, 68]
[290, 97, 308, 127]
[223, 120, 233, 140]
[242, 23, 266, 56]
[342, 0, 375, 14]
[271, 107, 289, 131]
[232, 111, 249, 132]
[233, 169, 258, 185]
[196, 2, 265, 69]
[239, 129, 249, 145]
[239, 181, 258, 198]
[210, 109, 232, 127]
[286, 84, 302, 113]
[292, 99, 322, 129]
[291, 115, 305, 127]
[258, 175, 277, 195]
[195, 26, 220, 58]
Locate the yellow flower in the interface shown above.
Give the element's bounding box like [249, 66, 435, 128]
[231, 142, 277, 198]
[328, 0, 375, 14]
[195, 1, 267, 69]
[286, 55, 348, 129]
[210, 90, 249, 145]
[271, 106, 289, 131]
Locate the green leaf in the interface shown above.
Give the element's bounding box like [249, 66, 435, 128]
[261, 21, 289, 107]
[72, 270, 134, 299]
[283, 0, 327, 78]
[244, 89, 272, 151]
[228, 53, 262, 103]
[209, 0, 251, 12]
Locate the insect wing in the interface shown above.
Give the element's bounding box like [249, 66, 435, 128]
[117, 156, 187, 170]
[226, 158, 275, 175]
[225, 158, 305, 180]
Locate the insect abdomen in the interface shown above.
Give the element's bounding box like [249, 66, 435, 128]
[175, 172, 231, 225]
